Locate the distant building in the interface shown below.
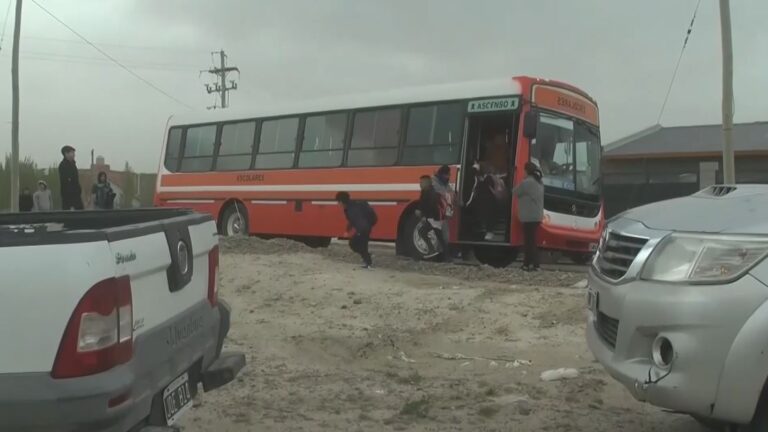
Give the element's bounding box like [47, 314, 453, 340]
[78, 156, 157, 208]
[603, 121, 768, 217]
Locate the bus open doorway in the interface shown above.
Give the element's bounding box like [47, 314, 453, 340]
[458, 113, 519, 267]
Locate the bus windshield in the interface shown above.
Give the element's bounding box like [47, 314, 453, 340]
[531, 112, 601, 196]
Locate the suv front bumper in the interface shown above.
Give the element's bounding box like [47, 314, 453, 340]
[587, 268, 768, 424]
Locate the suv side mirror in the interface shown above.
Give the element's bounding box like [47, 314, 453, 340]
[523, 110, 538, 139]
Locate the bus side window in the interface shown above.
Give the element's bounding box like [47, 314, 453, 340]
[216, 121, 256, 171]
[298, 113, 347, 168]
[401, 102, 463, 166]
[179, 125, 217, 172]
[255, 117, 299, 169]
[347, 108, 401, 167]
[164, 127, 183, 172]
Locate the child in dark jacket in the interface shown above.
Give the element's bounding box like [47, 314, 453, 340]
[336, 191, 378, 268]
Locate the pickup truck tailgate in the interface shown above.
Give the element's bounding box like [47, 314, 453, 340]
[0, 242, 116, 373]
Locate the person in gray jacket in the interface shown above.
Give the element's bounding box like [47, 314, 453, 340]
[33, 180, 54, 212]
[514, 162, 544, 271]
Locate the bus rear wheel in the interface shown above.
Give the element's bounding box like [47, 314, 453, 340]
[221, 203, 248, 237]
[474, 245, 517, 268]
[402, 212, 440, 260]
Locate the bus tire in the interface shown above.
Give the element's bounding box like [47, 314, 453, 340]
[474, 245, 517, 268]
[302, 237, 332, 248]
[221, 202, 248, 237]
[403, 212, 438, 260]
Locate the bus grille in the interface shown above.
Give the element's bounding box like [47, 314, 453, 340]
[596, 311, 619, 349]
[595, 232, 648, 280]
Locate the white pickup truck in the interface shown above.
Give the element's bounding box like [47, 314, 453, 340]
[0, 208, 245, 432]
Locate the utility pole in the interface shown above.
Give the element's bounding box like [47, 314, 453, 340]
[9, 0, 22, 212]
[204, 50, 239, 109]
[719, 0, 736, 184]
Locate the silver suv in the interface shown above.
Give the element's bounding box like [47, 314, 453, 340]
[587, 185, 768, 431]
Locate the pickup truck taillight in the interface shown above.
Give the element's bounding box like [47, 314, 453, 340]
[208, 245, 219, 306]
[51, 276, 133, 379]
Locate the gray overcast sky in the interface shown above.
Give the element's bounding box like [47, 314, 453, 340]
[0, 0, 765, 173]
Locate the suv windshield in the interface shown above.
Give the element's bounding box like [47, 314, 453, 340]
[531, 112, 601, 196]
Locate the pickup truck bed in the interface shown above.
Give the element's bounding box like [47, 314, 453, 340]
[0, 209, 244, 432]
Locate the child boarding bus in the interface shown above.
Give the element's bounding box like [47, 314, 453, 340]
[154, 76, 603, 267]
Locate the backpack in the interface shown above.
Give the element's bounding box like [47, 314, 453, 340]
[364, 202, 378, 227]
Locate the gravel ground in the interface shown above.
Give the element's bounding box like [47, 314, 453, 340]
[179, 237, 704, 432]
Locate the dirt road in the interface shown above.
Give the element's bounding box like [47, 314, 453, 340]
[181, 238, 704, 432]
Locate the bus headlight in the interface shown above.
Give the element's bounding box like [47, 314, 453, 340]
[641, 234, 768, 283]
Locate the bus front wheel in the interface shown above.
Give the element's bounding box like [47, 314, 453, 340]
[568, 252, 593, 266]
[474, 245, 517, 268]
[221, 203, 249, 237]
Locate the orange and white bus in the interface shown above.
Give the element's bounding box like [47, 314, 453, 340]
[154, 76, 603, 266]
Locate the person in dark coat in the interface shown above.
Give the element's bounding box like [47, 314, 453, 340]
[58, 145, 83, 210]
[90, 171, 116, 210]
[416, 175, 443, 258]
[18, 187, 33, 212]
[336, 191, 377, 269]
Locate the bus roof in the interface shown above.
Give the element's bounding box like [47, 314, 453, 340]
[170, 77, 524, 126]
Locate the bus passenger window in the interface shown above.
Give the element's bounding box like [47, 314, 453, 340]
[298, 113, 347, 168]
[180, 125, 217, 172]
[347, 108, 401, 167]
[402, 103, 463, 165]
[216, 121, 256, 171]
[255, 117, 299, 169]
[164, 128, 183, 172]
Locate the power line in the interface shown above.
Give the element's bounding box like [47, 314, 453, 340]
[22, 35, 209, 53]
[3, 53, 200, 72]
[0, 0, 12, 50]
[4, 49, 200, 69]
[29, 0, 194, 109]
[656, 0, 702, 124]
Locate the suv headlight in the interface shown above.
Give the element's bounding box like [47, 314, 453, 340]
[642, 234, 768, 283]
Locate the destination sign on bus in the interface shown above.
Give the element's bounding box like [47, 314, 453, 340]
[532, 85, 599, 125]
[467, 97, 520, 113]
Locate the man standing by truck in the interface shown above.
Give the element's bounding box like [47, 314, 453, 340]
[59, 145, 83, 210]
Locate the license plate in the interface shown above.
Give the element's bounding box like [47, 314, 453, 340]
[586, 286, 598, 313]
[163, 373, 193, 425]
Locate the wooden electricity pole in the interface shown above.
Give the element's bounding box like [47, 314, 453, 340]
[9, 0, 22, 211]
[719, 0, 736, 184]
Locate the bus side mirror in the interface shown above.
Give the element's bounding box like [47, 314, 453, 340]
[523, 111, 538, 139]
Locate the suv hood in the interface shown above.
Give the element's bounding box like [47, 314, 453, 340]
[620, 185, 768, 235]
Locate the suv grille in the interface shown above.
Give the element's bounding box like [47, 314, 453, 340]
[596, 311, 619, 348]
[595, 232, 648, 279]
